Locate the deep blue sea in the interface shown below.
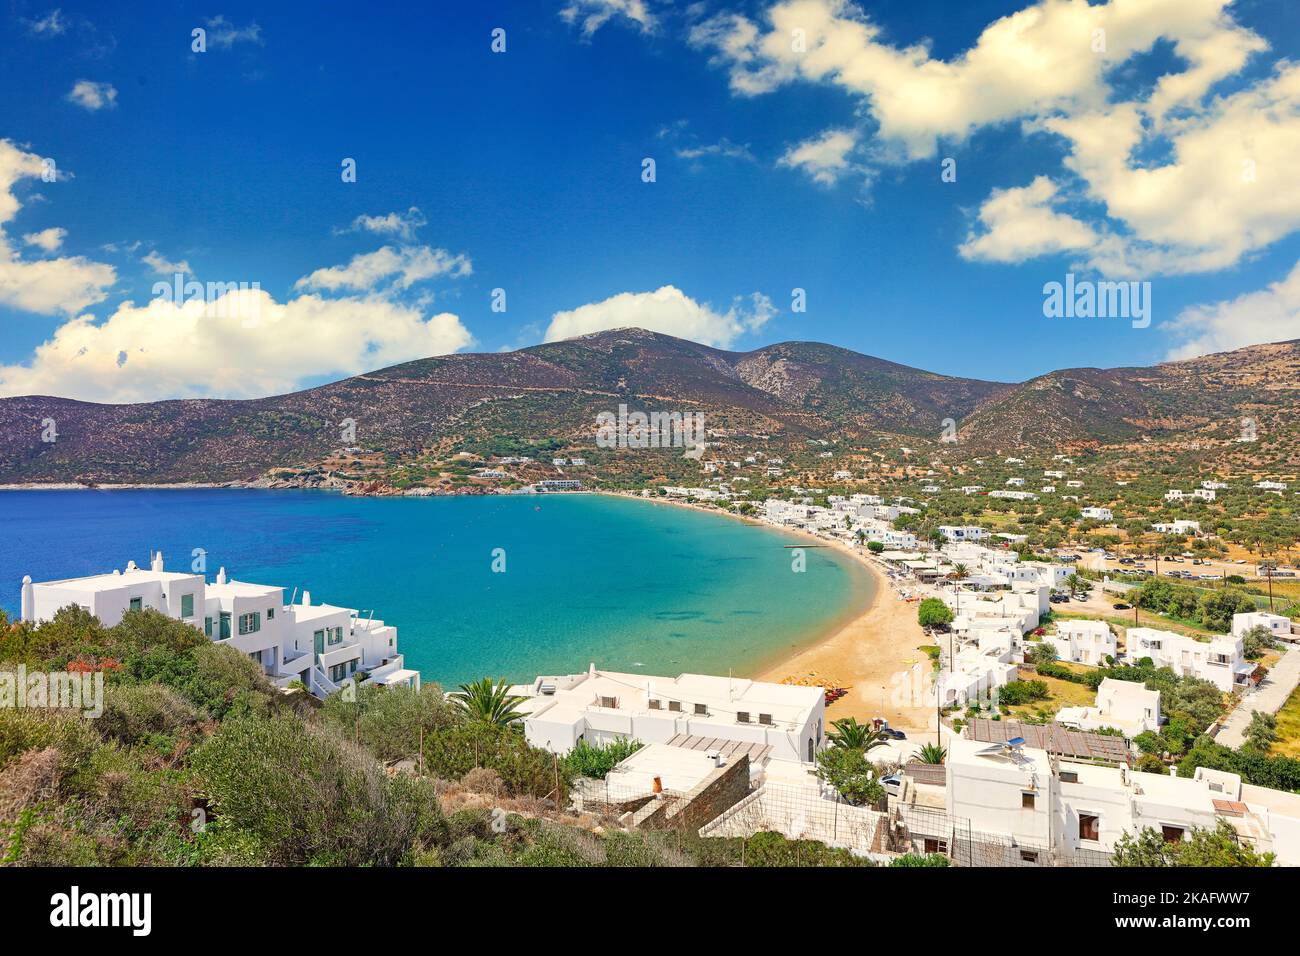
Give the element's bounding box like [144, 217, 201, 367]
[0, 490, 871, 687]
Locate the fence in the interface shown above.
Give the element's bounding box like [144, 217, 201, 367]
[700, 780, 887, 853]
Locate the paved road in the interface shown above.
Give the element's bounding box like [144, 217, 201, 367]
[1217, 645, 1300, 748]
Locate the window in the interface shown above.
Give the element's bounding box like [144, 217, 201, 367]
[649, 699, 661, 710]
[737, 711, 751, 723]
[129, 597, 143, 612]
[1022, 792, 1036, 809]
[349, 660, 357, 674]
[1161, 825, 1185, 843]
[668, 700, 682, 712]
[1020, 850, 1039, 863]
[204, 617, 213, 638]
[598, 695, 617, 709]
[180, 593, 194, 618]
[759, 713, 773, 725]
[923, 838, 948, 854]
[238, 611, 261, 635]
[267, 607, 275, 620]
[328, 626, 343, 646]
[1079, 813, 1100, 842]
[694, 703, 708, 715]
[1059, 770, 1078, 784]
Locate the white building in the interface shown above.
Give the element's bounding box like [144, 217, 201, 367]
[1164, 489, 1186, 502]
[1152, 520, 1201, 535]
[988, 490, 1038, 501]
[1126, 627, 1253, 692]
[940, 525, 989, 542]
[1045, 619, 1116, 666]
[20, 554, 418, 699]
[946, 735, 1300, 865]
[1080, 506, 1113, 522]
[513, 666, 826, 765]
[1056, 678, 1160, 736]
[1233, 611, 1293, 641]
[1256, 481, 1288, 491]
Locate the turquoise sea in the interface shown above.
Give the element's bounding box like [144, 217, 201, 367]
[0, 490, 872, 687]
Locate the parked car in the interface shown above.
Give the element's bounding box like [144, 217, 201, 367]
[881, 773, 903, 798]
[1112, 602, 1131, 610]
[1050, 593, 1070, 603]
[880, 728, 907, 740]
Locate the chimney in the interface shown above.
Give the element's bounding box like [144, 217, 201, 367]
[302, 591, 311, 607]
[216, 567, 227, 585]
[20, 575, 33, 622]
[126, 560, 138, 572]
[151, 551, 164, 573]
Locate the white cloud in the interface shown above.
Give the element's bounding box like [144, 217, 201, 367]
[0, 289, 474, 402]
[295, 245, 471, 293]
[0, 139, 116, 315]
[337, 207, 427, 241]
[778, 128, 858, 185]
[66, 80, 117, 111]
[544, 285, 776, 348]
[22, 227, 66, 253]
[204, 15, 263, 49]
[560, 0, 655, 36]
[25, 10, 67, 36]
[689, 0, 1299, 278]
[959, 176, 1097, 263]
[142, 250, 193, 276]
[1164, 259, 1300, 361]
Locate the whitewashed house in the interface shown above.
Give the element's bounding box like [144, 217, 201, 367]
[1080, 506, 1113, 522]
[513, 666, 826, 765]
[1233, 611, 1293, 641]
[20, 554, 417, 699]
[1056, 678, 1160, 736]
[1045, 619, 1116, 666]
[1126, 627, 1253, 692]
[945, 735, 1300, 865]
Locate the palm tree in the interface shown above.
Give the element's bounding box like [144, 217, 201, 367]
[916, 743, 947, 764]
[1064, 572, 1091, 599]
[451, 677, 528, 727]
[826, 716, 890, 752]
[950, 563, 970, 582]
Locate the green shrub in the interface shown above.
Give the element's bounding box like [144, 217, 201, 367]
[562, 738, 642, 780]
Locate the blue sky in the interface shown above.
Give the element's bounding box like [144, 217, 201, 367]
[1, 0, 1299, 401]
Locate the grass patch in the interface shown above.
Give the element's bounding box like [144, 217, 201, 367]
[1003, 670, 1096, 721]
[1272, 684, 1300, 760]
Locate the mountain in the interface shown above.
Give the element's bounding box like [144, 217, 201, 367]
[0, 329, 1297, 484]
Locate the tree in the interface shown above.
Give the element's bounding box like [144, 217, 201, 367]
[1242, 624, 1278, 660]
[918, 598, 954, 630]
[1026, 641, 1058, 667]
[867, 540, 885, 554]
[815, 746, 885, 806]
[1198, 588, 1258, 633]
[1245, 711, 1278, 753]
[915, 743, 947, 764]
[450, 677, 528, 727]
[1064, 573, 1092, 598]
[826, 716, 890, 752]
[1113, 821, 1274, 867]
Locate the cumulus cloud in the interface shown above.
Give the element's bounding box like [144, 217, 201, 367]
[778, 128, 859, 186]
[0, 288, 474, 402]
[22, 227, 66, 253]
[560, 0, 655, 36]
[66, 80, 117, 111]
[142, 249, 193, 276]
[959, 176, 1097, 263]
[337, 207, 427, 241]
[688, 0, 1296, 278]
[295, 244, 471, 293]
[544, 285, 776, 348]
[0, 140, 116, 315]
[1164, 259, 1300, 361]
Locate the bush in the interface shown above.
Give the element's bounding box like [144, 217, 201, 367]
[422, 720, 568, 801]
[890, 852, 951, 867]
[320, 682, 459, 762]
[996, 680, 1049, 706]
[561, 738, 642, 780]
[918, 598, 954, 630]
[815, 747, 883, 806]
[191, 713, 445, 866]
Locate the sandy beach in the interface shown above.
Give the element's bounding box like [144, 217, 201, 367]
[607, 492, 938, 736]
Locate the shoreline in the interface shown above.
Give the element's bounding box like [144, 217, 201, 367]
[600, 491, 935, 733]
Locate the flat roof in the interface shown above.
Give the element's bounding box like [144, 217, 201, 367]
[964, 718, 1131, 763]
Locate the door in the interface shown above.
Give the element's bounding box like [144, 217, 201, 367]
[218, 612, 231, 640]
[314, 629, 325, 655]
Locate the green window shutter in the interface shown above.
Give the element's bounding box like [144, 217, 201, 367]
[181, 593, 194, 618]
[129, 597, 143, 612]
